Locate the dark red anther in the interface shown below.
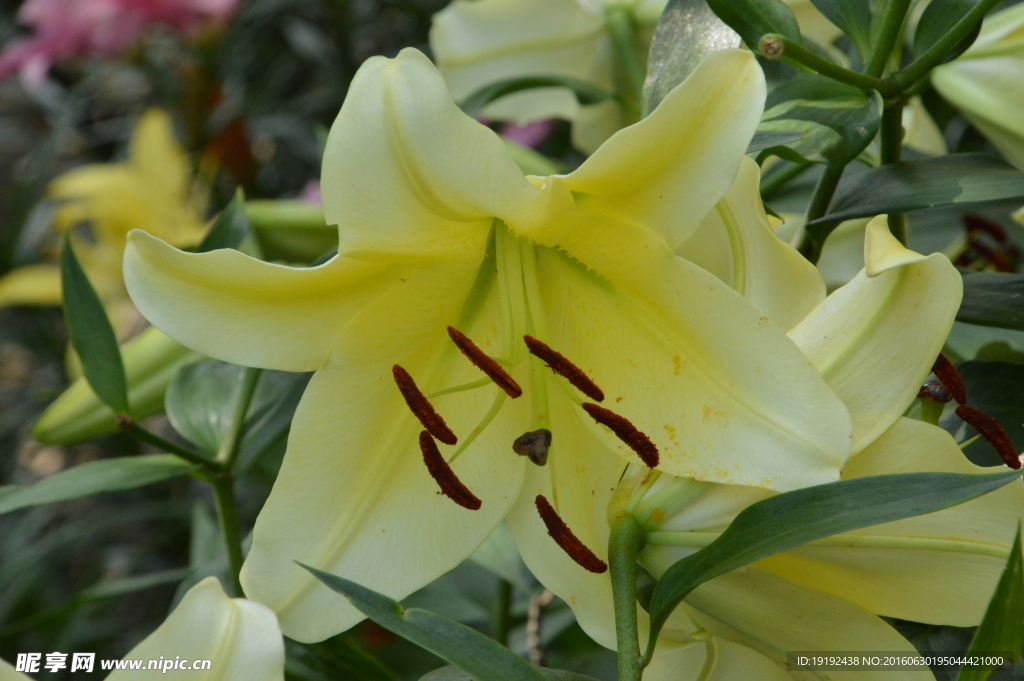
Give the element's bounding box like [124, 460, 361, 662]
[918, 380, 952, 404]
[523, 335, 605, 402]
[393, 365, 458, 445]
[931, 354, 967, 406]
[534, 495, 607, 574]
[447, 327, 523, 398]
[419, 431, 482, 510]
[581, 403, 659, 468]
[956, 405, 1022, 469]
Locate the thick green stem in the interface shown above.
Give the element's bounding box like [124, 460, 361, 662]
[212, 475, 245, 597]
[759, 35, 892, 95]
[797, 165, 844, 262]
[880, 101, 908, 245]
[610, 514, 647, 681]
[892, 0, 1003, 89]
[864, 0, 913, 78]
[216, 367, 262, 468]
[492, 579, 513, 645]
[124, 423, 222, 470]
[605, 7, 645, 114]
[760, 160, 812, 200]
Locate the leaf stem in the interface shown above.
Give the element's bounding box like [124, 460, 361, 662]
[605, 7, 645, 115]
[124, 423, 222, 471]
[758, 35, 891, 95]
[760, 160, 812, 200]
[216, 366, 262, 468]
[492, 578, 513, 646]
[880, 100, 908, 245]
[797, 164, 844, 263]
[212, 474, 245, 597]
[864, 0, 913, 78]
[610, 514, 647, 679]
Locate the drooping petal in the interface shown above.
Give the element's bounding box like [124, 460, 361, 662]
[128, 109, 193, 213]
[757, 417, 1024, 627]
[107, 577, 284, 681]
[676, 157, 826, 332]
[430, 0, 608, 109]
[0, 264, 61, 308]
[505, 390, 630, 649]
[0, 657, 32, 680]
[667, 567, 933, 681]
[645, 637, 793, 681]
[537, 217, 851, 491]
[787, 216, 961, 453]
[241, 263, 528, 643]
[123, 231, 401, 372]
[561, 49, 766, 251]
[321, 48, 571, 265]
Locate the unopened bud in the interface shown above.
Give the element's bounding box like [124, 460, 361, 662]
[759, 35, 785, 60]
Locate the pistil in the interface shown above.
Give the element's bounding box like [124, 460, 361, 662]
[535, 495, 607, 573]
[393, 365, 458, 445]
[419, 431, 482, 510]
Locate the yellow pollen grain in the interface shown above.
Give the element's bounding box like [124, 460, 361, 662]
[648, 508, 666, 525]
[673, 355, 681, 375]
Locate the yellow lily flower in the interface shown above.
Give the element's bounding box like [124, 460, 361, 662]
[932, 3, 1024, 169]
[430, 0, 667, 154]
[123, 47, 854, 642]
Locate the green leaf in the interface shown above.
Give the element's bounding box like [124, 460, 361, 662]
[421, 667, 599, 681]
[941, 361, 1024, 467]
[808, 154, 1024, 226]
[0, 455, 196, 515]
[706, 0, 802, 50]
[810, 0, 873, 56]
[197, 190, 250, 253]
[644, 470, 1023, 658]
[641, 0, 741, 116]
[245, 200, 337, 263]
[913, 0, 983, 62]
[758, 77, 882, 168]
[303, 565, 548, 681]
[165, 359, 310, 474]
[459, 77, 613, 119]
[958, 272, 1024, 332]
[60, 233, 129, 415]
[957, 525, 1023, 680]
[746, 130, 804, 154]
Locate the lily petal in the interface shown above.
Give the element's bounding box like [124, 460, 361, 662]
[241, 264, 527, 642]
[0, 658, 32, 680]
[646, 637, 793, 681]
[108, 577, 284, 681]
[677, 157, 826, 332]
[563, 49, 766, 251]
[788, 216, 961, 453]
[123, 231, 399, 372]
[539, 215, 851, 491]
[321, 48, 570, 265]
[758, 417, 1024, 626]
[0, 264, 61, 308]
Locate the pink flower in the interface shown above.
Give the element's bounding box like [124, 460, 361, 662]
[498, 119, 555, 149]
[0, 0, 240, 90]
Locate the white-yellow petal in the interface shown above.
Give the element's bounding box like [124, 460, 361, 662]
[759, 417, 1024, 626]
[107, 577, 284, 681]
[564, 49, 766, 251]
[0, 658, 31, 681]
[123, 231, 399, 372]
[677, 157, 826, 332]
[321, 48, 570, 265]
[645, 637, 793, 681]
[241, 264, 527, 642]
[788, 216, 962, 453]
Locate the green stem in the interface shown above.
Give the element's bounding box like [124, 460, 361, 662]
[605, 7, 645, 114]
[797, 164, 844, 263]
[920, 397, 945, 426]
[864, 0, 913, 78]
[759, 160, 812, 200]
[759, 35, 891, 94]
[212, 475, 245, 597]
[880, 101, 908, 245]
[892, 0, 1004, 89]
[124, 423, 222, 471]
[216, 367, 262, 468]
[610, 514, 647, 680]
[492, 579, 513, 646]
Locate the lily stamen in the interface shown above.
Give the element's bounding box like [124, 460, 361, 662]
[393, 365, 458, 445]
[523, 335, 605, 402]
[931, 354, 967, 405]
[447, 326, 523, 398]
[954, 405, 1022, 469]
[534, 495, 607, 574]
[419, 431, 482, 510]
[581, 403, 660, 468]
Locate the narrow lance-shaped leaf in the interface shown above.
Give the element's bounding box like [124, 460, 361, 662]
[808, 154, 1024, 225]
[810, 0, 873, 57]
[60, 233, 129, 415]
[642, 0, 741, 116]
[746, 130, 804, 154]
[957, 524, 1024, 681]
[459, 77, 614, 118]
[643, 470, 1023, 661]
[705, 0, 802, 50]
[197, 189, 251, 253]
[957, 272, 1024, 332]
[303, 565, 548, 681]
[0, 455, 197, 515]
[913, 0, 984, 62]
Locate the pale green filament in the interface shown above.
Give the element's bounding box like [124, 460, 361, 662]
[427, 377, 493, 399]
[448, 389, 507, 464]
